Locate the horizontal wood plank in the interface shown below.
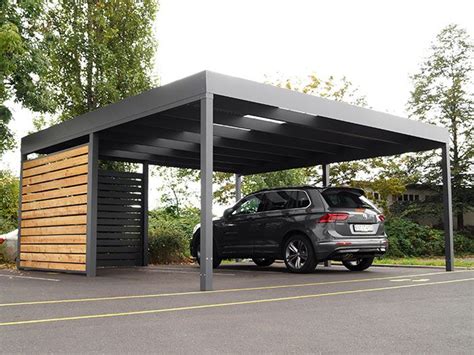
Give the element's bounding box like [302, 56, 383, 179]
[23, 154, 88, 178]
[20, 252, 86, 263]
[21, 235, 86, 244]
[23, 164, 88, 186]
[23, 175, 88, 194]
[21, 225, 87, 236]
[23, 145, 88, 170]
[22, 195, 88, 211]
[21, 244, 86, 253]
[22, 205, 87, 219]
[21, 215, 87, 228]
[20, 260, 86, 272]
[22, 184, 88, 202]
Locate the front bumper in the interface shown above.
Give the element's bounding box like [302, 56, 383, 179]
[316, 238, 388, 261]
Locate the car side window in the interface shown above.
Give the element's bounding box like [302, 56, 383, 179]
[233, 194, 263, 215]
[262, 190, 308, 211]
[263, 191, 290, 211]
[296, 191, 310, 208]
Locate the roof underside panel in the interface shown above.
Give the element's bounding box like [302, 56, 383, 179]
[98, 96, 443, 175]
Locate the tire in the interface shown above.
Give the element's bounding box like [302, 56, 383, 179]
[252, 258, 275, 267]
[283, 234, 317, 273]
[194, 235, 222, 269]
[342, 257, 374, 271]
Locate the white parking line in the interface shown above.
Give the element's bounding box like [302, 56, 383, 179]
[0, 274, 60, 282]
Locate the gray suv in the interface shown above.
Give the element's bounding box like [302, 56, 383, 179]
[191, 186, 388, 273]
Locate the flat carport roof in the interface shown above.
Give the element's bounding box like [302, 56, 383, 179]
[20, 71, 454, 290]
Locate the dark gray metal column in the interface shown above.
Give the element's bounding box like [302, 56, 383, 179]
[86, 134, 99, 277]
[322, 164, 330, 187]
[235, 174, 242, 202]
[441, 144, 454, 271]
[200, 94, 214, 291]
[142, 162, 149, 266]
[322, 164, 331, 267]
[16, 153, 27, 270]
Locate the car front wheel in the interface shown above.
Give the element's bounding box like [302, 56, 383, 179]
[252, 258, 275, 267]
[283, 235, 316, 273]
[342, 257, 374, 271]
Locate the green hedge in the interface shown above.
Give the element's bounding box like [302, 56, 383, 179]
[385, 217, 474, 257]
[147, 207, 199, 264]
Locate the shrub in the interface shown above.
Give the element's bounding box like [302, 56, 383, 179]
[385, 217, 474, 257]
[147, 207, 200, 264]
[0, 171, 19, 234]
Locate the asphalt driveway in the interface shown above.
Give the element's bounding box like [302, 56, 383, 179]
[1, 263, 473, 354]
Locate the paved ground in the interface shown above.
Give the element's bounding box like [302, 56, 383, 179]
[1, 262, 473, 354]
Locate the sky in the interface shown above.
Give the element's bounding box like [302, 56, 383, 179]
[1, 0, 473, 212]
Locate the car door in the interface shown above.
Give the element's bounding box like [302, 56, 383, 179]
[253, 191, 296, 256]
[219, 194, 264, 257]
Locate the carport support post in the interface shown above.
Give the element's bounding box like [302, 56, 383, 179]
[322, 164, 330, 187]
[235, 174, 242, 202]
[441, 144, 454, 271]
[200, 94, 214, 291]
[16, 153, 27, 270]
[86, 133, 99, 277]
[322, 164, 331, 267]
[142, 162, 149, 266]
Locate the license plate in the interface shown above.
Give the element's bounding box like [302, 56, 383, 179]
[354, 224, 374, 232]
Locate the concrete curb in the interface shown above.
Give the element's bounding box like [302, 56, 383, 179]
[372, 263, 471, 270]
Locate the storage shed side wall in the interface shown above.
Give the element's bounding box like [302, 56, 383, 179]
[19, 144, 89, 273]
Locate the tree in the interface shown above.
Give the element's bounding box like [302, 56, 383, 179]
[0, 0, 55, 154]
[43, 0, 158, 121]
[0, 170, 19, 233]
[408, 24, 473, 229]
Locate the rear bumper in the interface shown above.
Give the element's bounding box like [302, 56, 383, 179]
[315, 238, 388, 261]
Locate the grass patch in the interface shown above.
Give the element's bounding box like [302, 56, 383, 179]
[374, 257, 474, 268]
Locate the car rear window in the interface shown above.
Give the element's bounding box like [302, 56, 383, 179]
[321, 190, 378, 210]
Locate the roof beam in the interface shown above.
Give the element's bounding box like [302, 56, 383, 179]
[130, 116, 339, 155]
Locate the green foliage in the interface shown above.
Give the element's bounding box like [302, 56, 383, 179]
[0, 170, 19, 233]
[407, 24, 474, 228]
[44, 0, 158, 121]
[385, 217, 474, 258]
[147, 207, 200, 264]
[0, 0, 55, 154]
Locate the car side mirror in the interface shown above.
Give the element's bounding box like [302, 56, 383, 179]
[223, 207, 233, 219]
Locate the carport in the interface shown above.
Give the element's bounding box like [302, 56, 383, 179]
[18, 71, 454, 291]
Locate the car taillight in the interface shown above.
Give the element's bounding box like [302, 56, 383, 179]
[378, 214, 385, 222]
[319, 213, 349, 223]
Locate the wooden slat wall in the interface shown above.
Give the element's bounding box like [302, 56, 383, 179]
[19, 145, 89, 272]
[97, 170, 143, 267]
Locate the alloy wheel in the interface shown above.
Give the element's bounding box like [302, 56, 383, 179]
[285, 240, 308, 270]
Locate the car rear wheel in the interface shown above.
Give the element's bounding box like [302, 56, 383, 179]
[252, 258, 275, 267]
[342, 257, 374, 271]
[283, 235, 316, 273]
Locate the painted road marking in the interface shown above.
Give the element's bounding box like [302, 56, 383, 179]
[0, 270, 471, 308]
[0, 278, 472, 327]
[390, 278, 431, 282]
[0, 274, 60, 282]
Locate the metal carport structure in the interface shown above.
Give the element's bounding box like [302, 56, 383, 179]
[18, 71, 454, 290]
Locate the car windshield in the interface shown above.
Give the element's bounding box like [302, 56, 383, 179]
[321, 189, 380, 212]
